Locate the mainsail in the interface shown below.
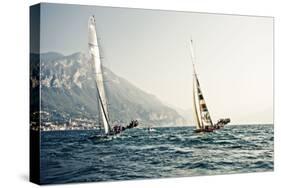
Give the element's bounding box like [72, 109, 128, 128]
[189, 39, 213, 130]
[88, 16, 111, 135]
[193, 76, 201, 129]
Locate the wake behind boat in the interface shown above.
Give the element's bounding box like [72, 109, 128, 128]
[189, 39, 230, 133]
[88, 16, 139, 139]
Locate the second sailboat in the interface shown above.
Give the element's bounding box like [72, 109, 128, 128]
[189, 39, 230, 133]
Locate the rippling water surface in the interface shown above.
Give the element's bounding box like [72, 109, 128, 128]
[40, 125, 273, 184]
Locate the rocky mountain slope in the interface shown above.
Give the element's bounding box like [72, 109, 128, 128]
[30, 52, 187, 126]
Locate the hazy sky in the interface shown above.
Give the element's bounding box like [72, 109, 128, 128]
[39, 3, 273, 124]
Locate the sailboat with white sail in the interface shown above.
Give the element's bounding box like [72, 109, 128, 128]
[189, 39, 230, 133]
[88, 16, 139, 137]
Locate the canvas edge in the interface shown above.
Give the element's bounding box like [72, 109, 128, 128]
[29, 3, 41, 185]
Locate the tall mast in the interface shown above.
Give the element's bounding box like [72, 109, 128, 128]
[190, 39, 202, 129]
[88, 16, 111, 135]
[189, 39, 196, 74]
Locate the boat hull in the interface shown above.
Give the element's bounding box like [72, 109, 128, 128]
[89, 120, 139, 140]
[194, 128, 214, 133]
[193, 119, 230, 133]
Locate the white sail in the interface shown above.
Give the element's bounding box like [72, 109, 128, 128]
[189, 39, 213, 129]
[88, 16, 111, 134]
[194, 73, 213, 128]
[193, 76, 202, 129]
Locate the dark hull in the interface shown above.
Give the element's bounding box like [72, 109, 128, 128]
[194, 128, 214, 133]
[88, 120, 139, 140]
[194, 118, 231, 133]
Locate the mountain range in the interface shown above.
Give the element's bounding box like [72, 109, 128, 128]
[30, 52, 187, 127]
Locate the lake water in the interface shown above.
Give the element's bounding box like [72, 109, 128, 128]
[40, 124, 274, 184]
